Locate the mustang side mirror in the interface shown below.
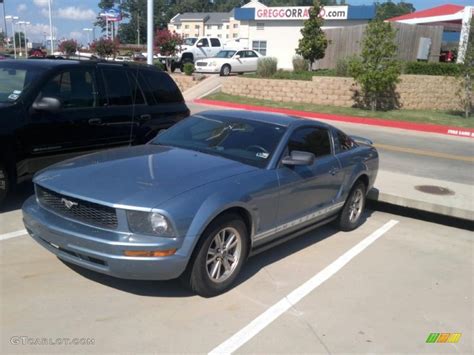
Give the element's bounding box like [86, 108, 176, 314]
[32, 97, 61, 113]
[282, 150, 315, 166]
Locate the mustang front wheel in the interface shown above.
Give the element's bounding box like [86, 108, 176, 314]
[184, 214, 248, 297]
[337, 181, 366, 231]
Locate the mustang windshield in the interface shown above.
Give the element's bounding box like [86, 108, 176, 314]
[0, 63, 45, 103]
[152, 115, 286, 168]
[214, 51, 236, 58]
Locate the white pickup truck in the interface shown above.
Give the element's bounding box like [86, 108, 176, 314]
[167, 37, 223, 72]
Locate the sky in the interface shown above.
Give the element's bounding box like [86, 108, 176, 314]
[1, 0, 473, 45]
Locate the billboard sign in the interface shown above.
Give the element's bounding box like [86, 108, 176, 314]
[255, 6, 348, 21]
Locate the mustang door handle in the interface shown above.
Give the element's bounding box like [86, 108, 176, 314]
[88, 118, 102, 125]
[329, 168, 339, 175]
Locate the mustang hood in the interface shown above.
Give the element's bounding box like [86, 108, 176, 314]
[34, 145, 257, 209]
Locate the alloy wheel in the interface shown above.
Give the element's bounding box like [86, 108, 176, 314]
[206, 227, 242, 283]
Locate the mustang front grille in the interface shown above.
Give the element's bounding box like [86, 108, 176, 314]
[36, 185, 118, 230]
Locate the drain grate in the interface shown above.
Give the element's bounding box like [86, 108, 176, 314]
[414, 185, 455, 196]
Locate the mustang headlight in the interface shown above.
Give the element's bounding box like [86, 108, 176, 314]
[127, 211, 174, 236]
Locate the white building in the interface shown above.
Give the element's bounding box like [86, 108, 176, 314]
[234, 0, 376, 69]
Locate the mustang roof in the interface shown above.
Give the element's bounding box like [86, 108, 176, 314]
[198, 109, 327, 128]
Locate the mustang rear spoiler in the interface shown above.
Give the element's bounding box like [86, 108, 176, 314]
[350, 135, 373, 145]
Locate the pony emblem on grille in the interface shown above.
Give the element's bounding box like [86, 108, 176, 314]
[61, 198, 78, 209]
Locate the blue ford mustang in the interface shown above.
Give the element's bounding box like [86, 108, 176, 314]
[23, 110, 378, 296]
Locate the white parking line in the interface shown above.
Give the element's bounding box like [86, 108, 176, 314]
[0, 229, 28, 241]
[208, 219, 399, 355]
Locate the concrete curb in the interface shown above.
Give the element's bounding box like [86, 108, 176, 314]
[367, 189, 473, 221]
[194, 98, 474, 139]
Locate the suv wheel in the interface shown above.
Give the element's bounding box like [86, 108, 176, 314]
[337, 181, 366, 231]
[220, 64, 231, 76]
[0, 163, 10, 207]
[182, 214, 248, 297]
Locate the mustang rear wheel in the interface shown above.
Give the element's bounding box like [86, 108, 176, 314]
[183, 214, 248, 297]
[337, 181, 366, 231]
[0, 163, 10, 208]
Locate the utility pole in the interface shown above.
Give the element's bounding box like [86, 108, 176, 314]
[147, 0, 153, 65]
[5, 15, 18, 59]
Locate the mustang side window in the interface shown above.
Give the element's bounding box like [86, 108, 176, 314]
[287, 127, 331, 158]
[334, 130, 357, 153]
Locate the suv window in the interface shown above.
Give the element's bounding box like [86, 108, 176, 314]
[287, 127, 331, 158]
[141, 70, 183, 104]
[197, 38, 209, 47]
[101, 68, 133, 106]
[38, 69, 96, 108]
[210, 38, 221, 47]
[334, 130, 356, 153]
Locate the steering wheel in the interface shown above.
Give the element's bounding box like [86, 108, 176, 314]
[246, 145, 269, 154]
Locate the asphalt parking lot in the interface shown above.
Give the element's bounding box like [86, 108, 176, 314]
[1, 195, 472, 353]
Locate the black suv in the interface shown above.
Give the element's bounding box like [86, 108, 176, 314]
[0, 59, 190, 206]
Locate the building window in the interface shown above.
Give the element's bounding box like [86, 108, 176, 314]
[226, 34, 229, 39]
[217, 24, 222, 30]
[233, 33, 238, 38]
[206, 25, 211, 30]
[256, 23, 264, 30]
[218, 34, 222, 38]
[195, 25, 200, 29]
[226, 24, 229, 29]
[184, 24, 189, 29]
[252, 41, 267, 56]
[176, 24, 181, 30]
[233, 24, 239, 28]
[195, 33, 199, 37]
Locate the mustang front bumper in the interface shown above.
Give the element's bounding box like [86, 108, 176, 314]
[22, 196, 189, 280]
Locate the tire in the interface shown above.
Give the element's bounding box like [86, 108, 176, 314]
[182, 214, 249, 297]
[220, 64, 231, 76]
[337, 181, 366, 232]
[0, 163, 10, 208]
[170, 62, 177, 73]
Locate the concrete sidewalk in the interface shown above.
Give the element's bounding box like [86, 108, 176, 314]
[183, 75, 223, 101]
[368, 170, 473, 221]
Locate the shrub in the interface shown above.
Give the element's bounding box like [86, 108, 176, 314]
[336, 56, 358, 77]
[183, 62, 194, 76]
[292, 55, 309, 72]
[154, 61, 165, 71]
[403, 61, 461, 76]
[257, 57, 278, 77]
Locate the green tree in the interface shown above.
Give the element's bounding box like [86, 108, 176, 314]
[296, 0, 328, 70]
[376, 1, 415, 21]
[0, 32, 5, 46]
[349, 20, 401, 111]
[458, 18, 473, 118]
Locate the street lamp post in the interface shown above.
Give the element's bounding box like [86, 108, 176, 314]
[147, 0, 153, 65]
[5, 16, 19, 59]
[48, 0, 54, 54]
